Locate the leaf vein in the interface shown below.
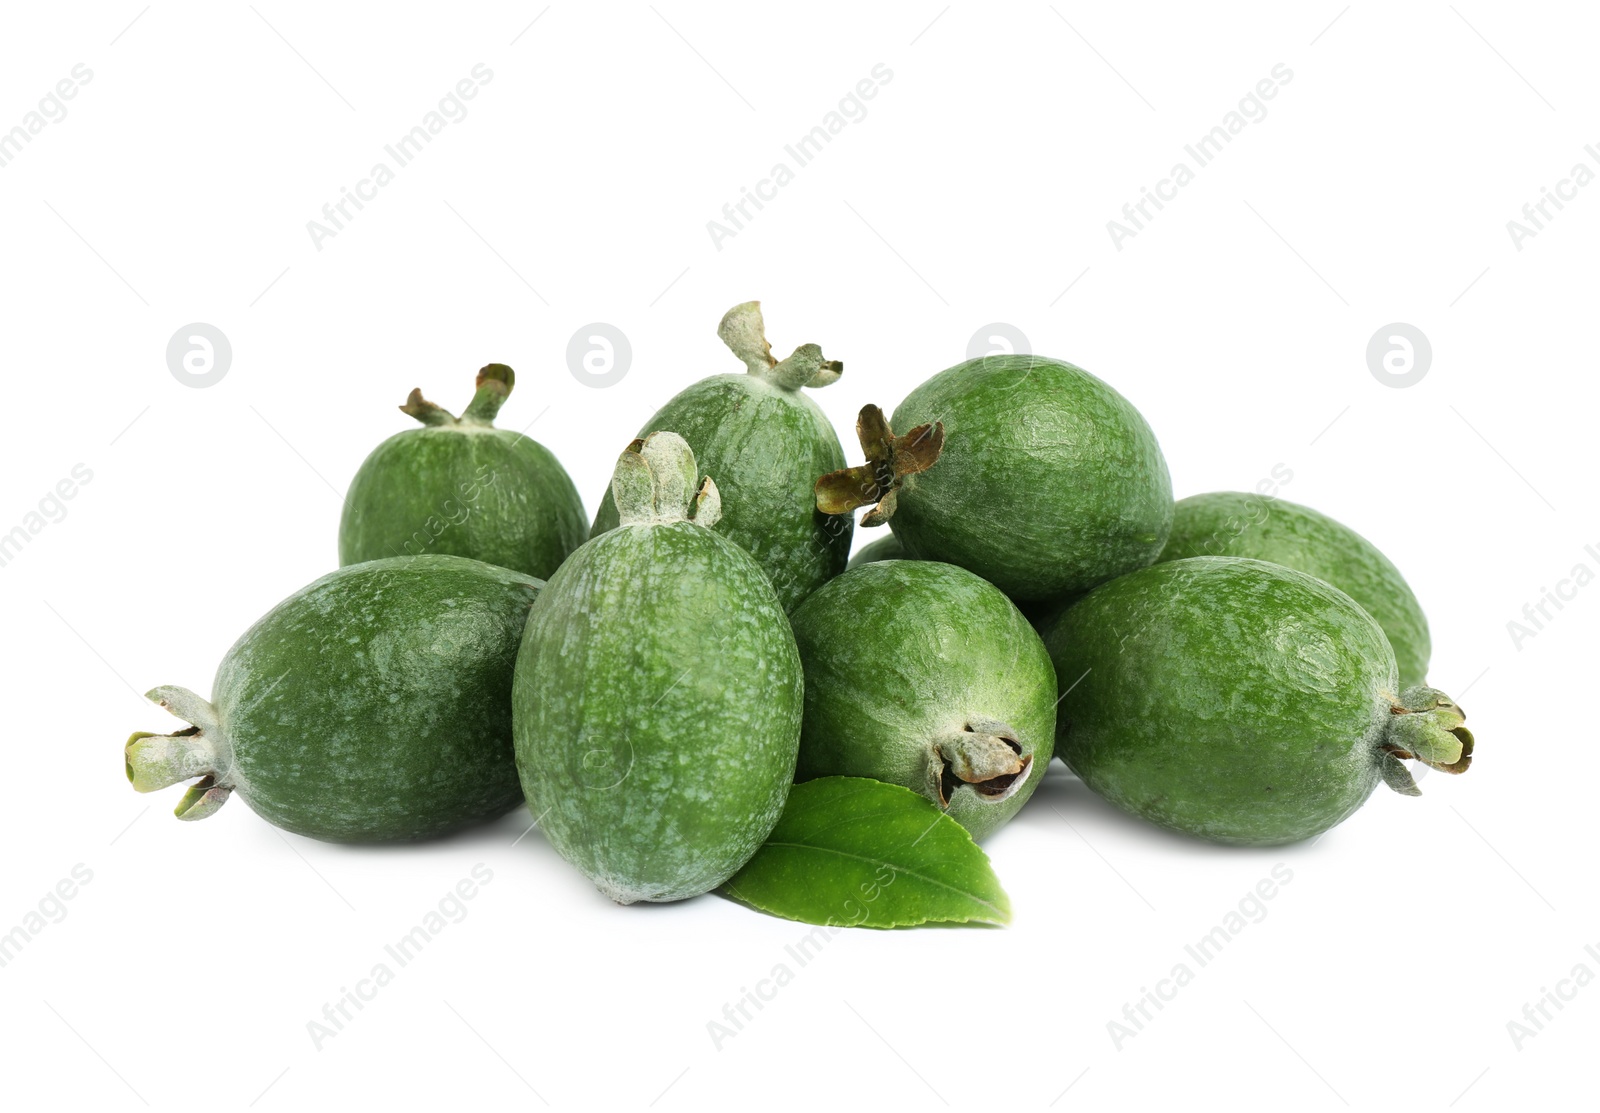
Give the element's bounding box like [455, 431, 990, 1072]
[761, 840, 1007, 919]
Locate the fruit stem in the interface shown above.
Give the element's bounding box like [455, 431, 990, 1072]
[926, 722, 1032, 807]
[125, 686, 235, 821]
[1378, 685, 1474, 795]
[611, 432, 722, 529]
[400, 389, 458, 427]
[717, 301, 842, 391]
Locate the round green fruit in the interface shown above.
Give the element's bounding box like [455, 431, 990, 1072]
[514, 432, 803, 903]
[817, 355, 1172, 604]
[339, 364, 587, 580]
[790, 560, 1057, 840]
[1042, 557, 1473, 845]
[589, 302, 849, 613]
[125, 555, 540, 842]
[1158, 491, 1432, 686]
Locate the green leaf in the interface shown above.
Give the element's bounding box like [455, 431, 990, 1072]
[722, 776, 1011, 929]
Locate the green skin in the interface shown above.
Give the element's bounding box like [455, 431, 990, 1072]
[888, 355, 1173, 604]
[848, 534, 1069, 633]
[1043, 557, 1471, 845]
[846, 533, 906, 569]
[339, 370, 587, 581]
[590, 375, 849, 612]
[789, 560, 1057, 841]
[516, 433, 804, 903]
[126, 556, 540, 842]
[1158, 491, 1432, 686]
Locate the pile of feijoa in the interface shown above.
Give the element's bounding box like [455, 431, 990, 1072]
[127, 302, 1473, 929]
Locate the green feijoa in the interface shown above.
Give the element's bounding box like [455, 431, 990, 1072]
[1043, 557, 1474, 846]
[589, 302, 849, 613]
[340, 364, 587, 580]
[789, 560, 1056, 840]
[125, 555, 540, 842]
[846, 532, 907, 569]
[1016, 592, 1083, 640]
[514, 432, 803, 904]
[817, 355, 1172, 604]
[1158, 491, 1432, 686]
[723, 777, 1011, 928]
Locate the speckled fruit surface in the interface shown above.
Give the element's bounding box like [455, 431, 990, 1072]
[127, 555, 540, 841]
[1158, 491, 1431, 686]
[339, 365, 587, 580]
[790, 560, 1056, 840]
[589, 303, 849, 613]
[887, 355, 1172, 604]
[1042, 557, 1472, 845]
[516, 433, 803, 903]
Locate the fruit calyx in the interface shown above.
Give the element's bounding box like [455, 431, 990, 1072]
[125, 686, 234, 821]
[612, 431, 722, 528]
[814, 405, 944, 527]
[717, 301, 842, 391]
[926, 722, 1032, 807]
[399, 363, 516, 428]
[1378, 685, 1475, 796]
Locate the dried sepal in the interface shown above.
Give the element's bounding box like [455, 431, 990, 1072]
[1379, 686, 1474, 793]
[611, 432, 721, 528]
[814, 404, 944, 524]
[1378, 747, 1423, 796]
[717, 301, 842, 392]
[693, 476, 722, 528]
[400, 363, 517, 427]
[399, 388, 457, 427]
[462, 363, 516, 424]
[927, 726, 1032, 808]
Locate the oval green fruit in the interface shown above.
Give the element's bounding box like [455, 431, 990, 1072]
[125, 555, 540, 842]
[589, 302, 849, 612]
[1157, 491, 1432, 686]
[790, 560, 1056, 840]
[1042, 556, 1473, 845]
[514, 432, 803, 903]
[817, 355, 1172, 604]
[340, 364, 587, 580]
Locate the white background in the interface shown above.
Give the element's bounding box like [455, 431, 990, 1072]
[1, 2, 1592, 1109]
